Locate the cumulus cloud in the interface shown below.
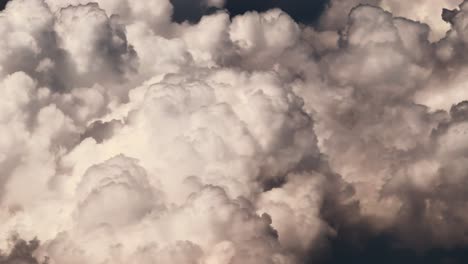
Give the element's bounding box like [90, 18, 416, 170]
[2, 0, 468, 263]
[320, 0, 463, 40]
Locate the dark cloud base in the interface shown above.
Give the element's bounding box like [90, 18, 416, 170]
[1, 235, 467, 264]
[319, 234, 468, 264]
[4, 234, 468, 264]
[311, 190, 468, 264]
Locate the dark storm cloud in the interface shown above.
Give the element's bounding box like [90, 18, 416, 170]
[171, 0, 329, 24]
[322, 233, 468, 264]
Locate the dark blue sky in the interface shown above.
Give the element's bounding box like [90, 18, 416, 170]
[0, 0, 328, 24]
[171, 0, 328, 24]
[0, 0, 8, 10]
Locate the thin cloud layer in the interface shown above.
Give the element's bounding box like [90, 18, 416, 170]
[1, 0, 468, 263]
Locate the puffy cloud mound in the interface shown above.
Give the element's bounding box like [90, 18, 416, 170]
[2, 0, 468, 263]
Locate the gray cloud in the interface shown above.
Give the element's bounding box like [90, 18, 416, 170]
[0, 236, 47, 264]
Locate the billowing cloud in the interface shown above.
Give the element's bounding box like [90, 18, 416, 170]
[320, 0, 463, 40]
[2, 0, 468, 263]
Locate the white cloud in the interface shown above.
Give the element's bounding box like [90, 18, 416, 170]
[2, 0, 468, 262]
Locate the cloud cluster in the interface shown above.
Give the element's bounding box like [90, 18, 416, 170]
[320, 0, 461, 40]
[1, 0, 468, 263]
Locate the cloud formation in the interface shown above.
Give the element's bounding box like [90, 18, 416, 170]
[1, 0, 468, 263]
